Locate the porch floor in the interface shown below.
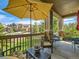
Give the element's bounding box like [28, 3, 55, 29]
[51, 41, 79, 59]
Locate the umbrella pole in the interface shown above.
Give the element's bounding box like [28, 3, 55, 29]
[30, 3, 32, 47]
[50, 9, 53, 53]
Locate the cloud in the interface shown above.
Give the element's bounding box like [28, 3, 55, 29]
[0, 13, 44, 25]
[0, 14, 19, 25]
[16, 21, 30, 24]
[0, 15, 6, 19]
[0, 14, 14, 20]
[16, 20, 44, 25]
[64, 16, 77, 24]
[33, 20, 44, 24]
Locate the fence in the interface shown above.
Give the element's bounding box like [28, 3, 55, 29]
[0, 33, 44, 56]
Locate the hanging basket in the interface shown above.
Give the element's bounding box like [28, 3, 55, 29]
[76, 24, 79, 30]
[76, 11, 79, 31]
[59, 31, 64, 37]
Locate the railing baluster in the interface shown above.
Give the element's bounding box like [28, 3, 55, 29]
[6, 38, 7, 56]
[20, 37, 21, 50]
[0, 33, 44, 56]
[21, 37, 22, 51]
[23, 37, 25, 51]
[25, 37, 27, 50]
[23, 37, 24, 52]
[1, 38, 4, 56]
[14, 38, 15, 52]
[17, 37, 18, 50]
[10, 38, 11, 55]
[28, 37, 30, 49]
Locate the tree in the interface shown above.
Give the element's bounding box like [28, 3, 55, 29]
[11, 23, 17, 32]
[33, 22, 39, 33]
[39, 22, 45, 32]
[0, 23, 4, 32]
[0, 23, 5, 36]
[63, 22, 79, 38]
[53, 16, 58, 33]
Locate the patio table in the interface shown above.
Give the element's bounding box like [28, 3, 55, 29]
[0, 56, 19, 59]
[26, 48, 51, 59]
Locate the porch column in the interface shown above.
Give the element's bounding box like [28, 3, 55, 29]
[45, 7, 53, 53]
[45, 6, 53, 53]
[45, 9, 53, 41]
[58, 17, 64, 40]
[45, 13, 51, 41]
[59, 18, 63, 31]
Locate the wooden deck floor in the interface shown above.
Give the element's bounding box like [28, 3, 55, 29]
[52, 41, 79, 59]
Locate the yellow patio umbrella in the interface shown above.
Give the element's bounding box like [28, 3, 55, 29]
[4, 0, 53, 20]
[4, 0, 53, 47]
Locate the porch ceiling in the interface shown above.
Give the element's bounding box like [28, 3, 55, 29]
[36, 0, 79, 17]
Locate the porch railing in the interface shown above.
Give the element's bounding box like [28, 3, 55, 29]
[0, 33, 44, 56]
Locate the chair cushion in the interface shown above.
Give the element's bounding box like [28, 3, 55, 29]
[43, 41, 51, 46]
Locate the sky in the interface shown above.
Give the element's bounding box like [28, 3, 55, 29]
[0, 0, 43, 25]
[64, 16, 77, 25]
[0, 0, 9, 9]
[0, 10, 43, 25]
[0, 0, 77, 25]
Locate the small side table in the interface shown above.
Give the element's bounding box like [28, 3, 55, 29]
[0, 56, 19, 59]
[27, 48, 51, 59]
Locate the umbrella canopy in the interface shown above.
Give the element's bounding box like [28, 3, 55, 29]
[3, 0, 53, 47]
[4, 0, 53, 20]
